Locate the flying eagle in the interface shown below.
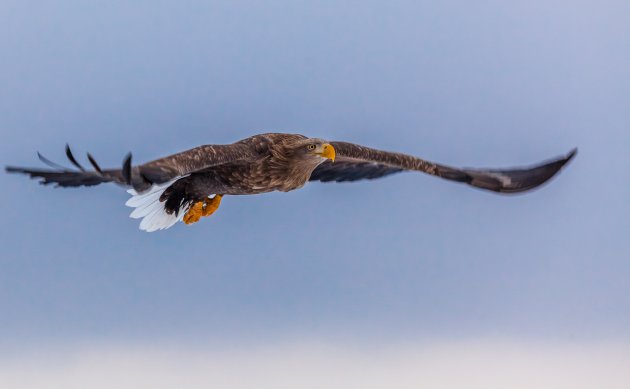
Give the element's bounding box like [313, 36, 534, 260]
[6, 133, 576, 232]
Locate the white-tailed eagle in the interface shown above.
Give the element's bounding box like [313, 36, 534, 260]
[6, 133, 576, 232]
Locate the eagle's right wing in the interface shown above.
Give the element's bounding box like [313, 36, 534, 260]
[6, 142, 258, 192]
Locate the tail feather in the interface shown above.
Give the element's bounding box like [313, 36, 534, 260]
[126, 178, 189, 232]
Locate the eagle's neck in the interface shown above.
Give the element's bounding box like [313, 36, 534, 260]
[267, 144, 323, 192]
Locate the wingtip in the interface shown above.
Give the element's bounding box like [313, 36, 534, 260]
[563, 148, 578, 165]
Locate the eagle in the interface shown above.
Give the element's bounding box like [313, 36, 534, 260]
[6, 133, 576, 232]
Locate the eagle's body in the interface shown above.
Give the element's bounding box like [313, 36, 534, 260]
[175, 133, 326, 195]
[6, 132, 576, 232]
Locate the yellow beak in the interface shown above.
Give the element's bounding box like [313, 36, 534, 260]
[319, 143, 336, 162]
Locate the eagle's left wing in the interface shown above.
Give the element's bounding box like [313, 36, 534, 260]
[310, 141, 576, 194]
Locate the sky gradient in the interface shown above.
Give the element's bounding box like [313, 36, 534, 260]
[1, 0, 629, 387]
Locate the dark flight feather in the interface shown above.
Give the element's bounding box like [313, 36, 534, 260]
[5, 166, 107, 187]
[122, 153, 132, 186]
[65, 144, 86, 171]
[309, 161, 402, 182]
[37, 152, 70, 171]
[87, 153, 103, 174]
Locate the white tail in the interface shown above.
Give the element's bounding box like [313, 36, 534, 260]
[125, 178, 187, 232]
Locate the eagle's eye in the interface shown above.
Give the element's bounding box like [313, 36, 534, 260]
[307, 144, 316, 150]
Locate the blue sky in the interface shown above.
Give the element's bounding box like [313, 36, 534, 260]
[1, 1, 629, 387]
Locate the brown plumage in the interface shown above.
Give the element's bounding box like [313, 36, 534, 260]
[6, 132, 576, 232]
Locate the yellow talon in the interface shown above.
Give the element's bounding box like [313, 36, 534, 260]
[183, 195, 223, 225]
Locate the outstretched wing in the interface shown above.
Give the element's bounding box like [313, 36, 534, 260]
[6, 142, 258, 192]
[134, 143, 256, 188]
[310, 141, 576, 194]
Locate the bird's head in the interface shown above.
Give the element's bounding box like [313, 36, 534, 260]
[287, 138, 336, 163]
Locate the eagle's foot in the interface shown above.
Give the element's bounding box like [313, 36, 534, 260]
[201, 195, 222, 216]
[183, 202, 203, 224]
[183, 195, 223, 225]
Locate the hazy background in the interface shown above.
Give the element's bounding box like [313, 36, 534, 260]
[1, 0, 629, 387]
